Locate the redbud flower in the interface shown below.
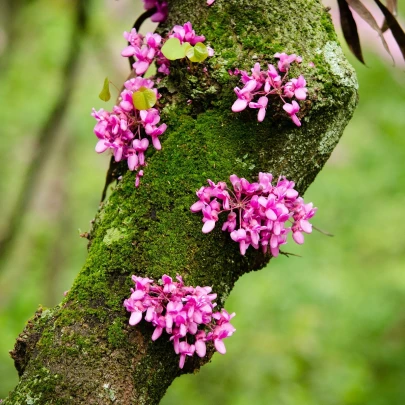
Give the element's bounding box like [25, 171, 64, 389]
[231, 53, 306, 126]
[249, 96, 268, 122]
[274, 52, 302, 72]
[170, 22, 206, 45]
[191, 173, 317, 256]
[283, 101, 301, 127]
[124, 275, 236, 369]
[284, 75, 307, 100]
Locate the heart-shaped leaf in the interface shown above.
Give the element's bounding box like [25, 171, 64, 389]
[161, 38, 188, 60]
[99, 77, 111, 102]
[132, 87, 157, 110]
[186, 42, 209, 62]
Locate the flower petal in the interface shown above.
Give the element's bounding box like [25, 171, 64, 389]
[129, 311, 143, 326]
[232, 98, 248, 112]
[202, 220, 216, 234]
[214, 339, 226, 354]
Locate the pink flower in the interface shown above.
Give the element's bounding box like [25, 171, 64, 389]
[170, 22, 206, 45]
[135, 170, 144, 188]
[249, 96, 268, 122]
[274, 52, 302, 72]
[231, 79, 257, 112]
[284, 75, 307, 100]
[230, 228, 249, 255]
[283, 100, 301, 127]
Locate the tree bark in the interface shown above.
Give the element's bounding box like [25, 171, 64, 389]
[4, 0, 358, 403]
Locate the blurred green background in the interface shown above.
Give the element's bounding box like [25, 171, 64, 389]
[0, 0, 404, 403]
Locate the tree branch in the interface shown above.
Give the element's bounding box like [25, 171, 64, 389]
[4, 0, 358, 403]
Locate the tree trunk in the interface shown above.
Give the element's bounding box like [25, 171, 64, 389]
[4, 0, 357, 403]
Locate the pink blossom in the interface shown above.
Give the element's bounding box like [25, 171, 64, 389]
[94, 24, 213, 192]
[274, 52, 302, 72]
[191, 173, 317, 256]
[283, 100, 301, 127]
[124, 275, 236, 369]
[170, 22, 206, 45]
[284, 75, 307, 100]
[135, 170, 144, 188]
[231, 55, 306, 126]
[231, 80, 257, 112]
[249, 96, 268, 122]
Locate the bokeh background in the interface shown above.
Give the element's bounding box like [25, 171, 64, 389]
[1, 0, 404, 403]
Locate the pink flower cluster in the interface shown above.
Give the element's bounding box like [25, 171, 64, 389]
[92, 77, 166, 187]
[122, 29, 170, 76]
[169, 22, 206, 45]
[124, 275, 236, 369]
[93, 23, 213, 188]
[191, 173, 317, 256]
[142, 0, 168, 23]
[230, 53, 307, 126]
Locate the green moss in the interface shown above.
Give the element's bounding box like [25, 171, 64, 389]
[5, 365, 63, 404]
[320, 8, 338, 42]
[107, 318, 127, 349]
[103, 227, 129, 246]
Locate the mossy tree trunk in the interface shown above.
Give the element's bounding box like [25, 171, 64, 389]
[5, 0, 357, 403]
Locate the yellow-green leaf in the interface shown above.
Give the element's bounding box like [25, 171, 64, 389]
[132, 87, 157, 110]
[186, 42, 209, 62]
[99, 77, 111, 102]
[161, 38, 188, 60]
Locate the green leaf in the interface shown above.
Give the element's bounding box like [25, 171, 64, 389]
[186, 42, 209, 62]
[99, 77, 111, 102]
[161, 38, 188, 60]
[132, 87, 157, 110]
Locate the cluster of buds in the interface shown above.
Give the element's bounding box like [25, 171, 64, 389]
[124, 275, 236, 369]
[230, 53, 307, 126]
[92, 77, 166, 187]
[191, 173, 317, 256]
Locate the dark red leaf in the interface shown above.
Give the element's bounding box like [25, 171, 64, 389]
[374, 0, 405, 61]
[337, 0, 365, 64]
[382, 0, 398, 32]
[346, 0, 393, 63]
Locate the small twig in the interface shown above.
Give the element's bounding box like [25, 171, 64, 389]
[279, 250, 302, 258]
[313, 225, 334, 237]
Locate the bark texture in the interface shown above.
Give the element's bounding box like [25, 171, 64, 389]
[5, 0, 358, 403]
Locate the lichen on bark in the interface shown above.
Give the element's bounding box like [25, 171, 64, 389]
[4, 0, 357, 404]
